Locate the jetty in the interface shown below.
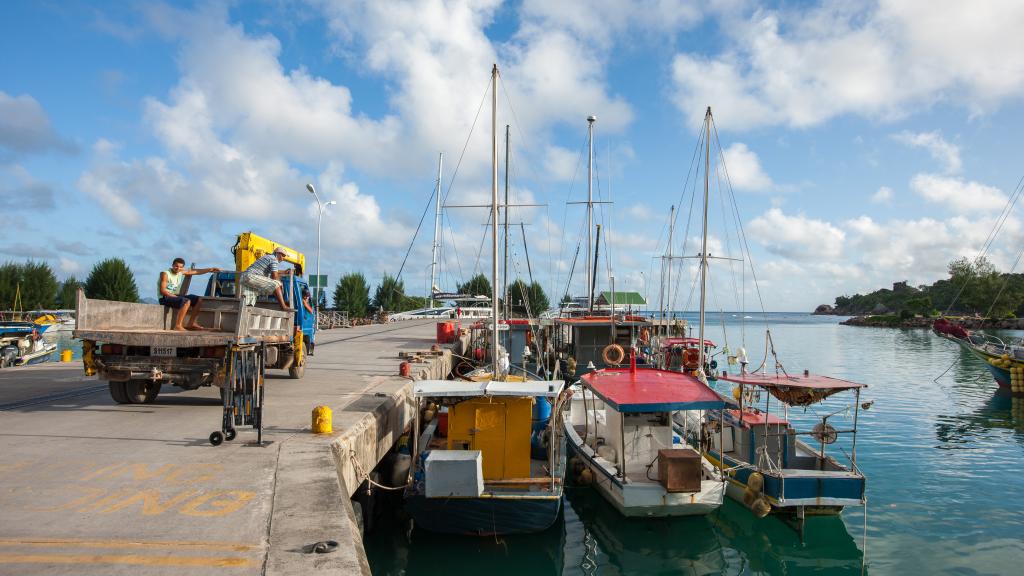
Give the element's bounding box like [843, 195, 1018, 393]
[0, 320, 450, 576]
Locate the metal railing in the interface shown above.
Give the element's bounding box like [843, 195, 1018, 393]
[316, 310, 350, 330]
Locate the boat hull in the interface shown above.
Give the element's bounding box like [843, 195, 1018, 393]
[706, 450, 865, 515]
[404, 492, 561, 535]
[565, 420, 724, 517]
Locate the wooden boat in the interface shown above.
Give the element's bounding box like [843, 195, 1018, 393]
[934, 318, 1024, 394]
[404, 379, 567, 535]
[681, 371, 867, 536]
[564, 359, 726, 517]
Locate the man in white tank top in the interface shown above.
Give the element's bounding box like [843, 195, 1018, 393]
[159, 257, 221, 330]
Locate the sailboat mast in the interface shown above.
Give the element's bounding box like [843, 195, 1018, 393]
[504, 124, 510, 321]
[586, 115, 596, 312]
[698, 107, 711, 373]
[491, 64, 500, 377]
[430, 152, 443, 309]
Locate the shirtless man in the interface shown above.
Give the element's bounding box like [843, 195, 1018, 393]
[158, 258, 220, 331]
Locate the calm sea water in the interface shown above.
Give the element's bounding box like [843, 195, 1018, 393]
[367, 313, 1024, 574]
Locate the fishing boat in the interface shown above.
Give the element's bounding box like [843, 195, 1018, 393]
[663, 108, 867, 535]
[403, 64, 567, 535]
[404, 379, 567, 534]
[686, 371, 867, 535]
[659, 336, 719, 378]
[0, 330, 57, 367]
[934, 317, 1024, 394]
[564, 355, 726, 517]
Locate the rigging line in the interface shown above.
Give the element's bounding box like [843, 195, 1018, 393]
[472, 210, 493, 277]
[441, 74, 492, 206]
[945, 173, 1024, 315]
[715, 146, 743, 314]
[984, 238, 1024, 318]
[669, 122, 705, 314]
[557, 131, 591, 299]
[443, 212, 465, 284]
[710, 117, 770, 328]
[389, 182, 443, 297]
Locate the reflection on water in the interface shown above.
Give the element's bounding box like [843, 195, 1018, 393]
[362, 315, 1024, 574]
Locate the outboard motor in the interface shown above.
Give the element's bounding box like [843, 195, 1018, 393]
[0, 344, 18, 368]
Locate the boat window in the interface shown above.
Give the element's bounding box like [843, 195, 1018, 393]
[712, 425, 735, 453]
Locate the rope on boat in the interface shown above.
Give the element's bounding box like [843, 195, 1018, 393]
[349, 450, 407, 494]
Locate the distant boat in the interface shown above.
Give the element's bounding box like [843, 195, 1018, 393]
[0, 331, 57, 367]
[27, 310, 75, 331]
[934, 318, 1024, 394]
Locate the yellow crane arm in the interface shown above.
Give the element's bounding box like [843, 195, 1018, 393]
[232, 232, 306, 276]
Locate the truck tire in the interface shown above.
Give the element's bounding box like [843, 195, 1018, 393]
[125, 380, 161, 404]
[108, 381, 131, 404]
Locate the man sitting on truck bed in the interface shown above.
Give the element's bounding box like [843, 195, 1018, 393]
[159, 258, 221, 331]
[240, 246, 293, 310]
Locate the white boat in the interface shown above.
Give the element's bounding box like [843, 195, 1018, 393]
[565, 361, 726, 517]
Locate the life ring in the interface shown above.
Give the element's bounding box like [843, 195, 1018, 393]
[683, 348, 700, 370]
[602, 344, 626, 366]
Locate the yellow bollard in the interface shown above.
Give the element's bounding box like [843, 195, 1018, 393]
[312, 405, 333, 434]
[60, 349, 73, 362]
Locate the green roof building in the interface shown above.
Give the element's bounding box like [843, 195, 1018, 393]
[596, 291, 647, 306]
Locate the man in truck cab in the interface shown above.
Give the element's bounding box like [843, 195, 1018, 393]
[240, 246, 293, 310]
[158, 258, 221, 331]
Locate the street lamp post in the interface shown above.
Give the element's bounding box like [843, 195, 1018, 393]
[306, 183, 336, 328]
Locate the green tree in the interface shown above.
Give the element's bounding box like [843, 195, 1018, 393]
[21, 261, 58, 309]
[0, 262, 23, 310]
[373, 273, 405, 312]
[506, 279, 550, 317]
[332, 272, 370, 318]
[57, 276, 83, 309]
[85, 258, 140, 302]
[457, 273, 492, 298]
[399, 295, 428, 311]
[0, 260, 58, 310]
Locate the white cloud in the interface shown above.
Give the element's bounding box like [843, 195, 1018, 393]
[722, 143, 773, 191]
[519, 0, 703, 49]
[543, 145, 579, 181]
[892, 131, 961, 173]
[671, 1, 1024, 130]
[59, 257, 82, 275]
[0, 91, 75, 157]
[871, 186, 893, 204]
[748, 208, 845, 260]
[910, 174, 1007, 213]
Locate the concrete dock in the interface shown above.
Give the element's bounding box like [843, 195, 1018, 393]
[0, 320, 448, 575]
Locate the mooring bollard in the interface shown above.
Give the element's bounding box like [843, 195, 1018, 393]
[60, 349, 73, 362]
[312, 405, 333, 434]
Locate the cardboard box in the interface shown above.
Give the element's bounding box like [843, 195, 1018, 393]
[657, 448, 702, 493]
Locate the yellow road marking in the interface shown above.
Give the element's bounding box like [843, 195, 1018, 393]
[0, 537, 259, 552]
[0, 553, 255, 567]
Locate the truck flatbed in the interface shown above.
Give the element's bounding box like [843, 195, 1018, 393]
[74, 293, 294, 347]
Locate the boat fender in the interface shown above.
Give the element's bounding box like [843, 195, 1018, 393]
[577, 468, 594, 485]
[747, 471, 764, 492]
[597, 444, 617, 462]
[602, 344, 625, 366]
[752, 496, 772, 518]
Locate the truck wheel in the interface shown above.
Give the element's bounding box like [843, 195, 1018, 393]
[108, 382, 131, 404]
[126, 380, 161, 404]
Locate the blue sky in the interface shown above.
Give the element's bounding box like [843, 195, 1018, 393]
[2, 0, 1023, 311]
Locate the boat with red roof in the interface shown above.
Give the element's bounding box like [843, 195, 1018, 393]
[564, 356, 727, 517]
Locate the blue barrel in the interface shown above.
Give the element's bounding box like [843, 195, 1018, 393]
[530, 398, 552, 459]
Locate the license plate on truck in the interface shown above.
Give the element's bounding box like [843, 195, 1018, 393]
[152, 346, 176, 357]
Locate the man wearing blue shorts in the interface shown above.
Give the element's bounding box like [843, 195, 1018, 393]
[159, 258, 220, 331]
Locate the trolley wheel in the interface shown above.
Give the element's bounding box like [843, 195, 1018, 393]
[209, 431, 224, 446]
[225, 428, 237, 441]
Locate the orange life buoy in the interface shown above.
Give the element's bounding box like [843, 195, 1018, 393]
[602, 344, 626, 366]
[683, 348, 700, 370]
